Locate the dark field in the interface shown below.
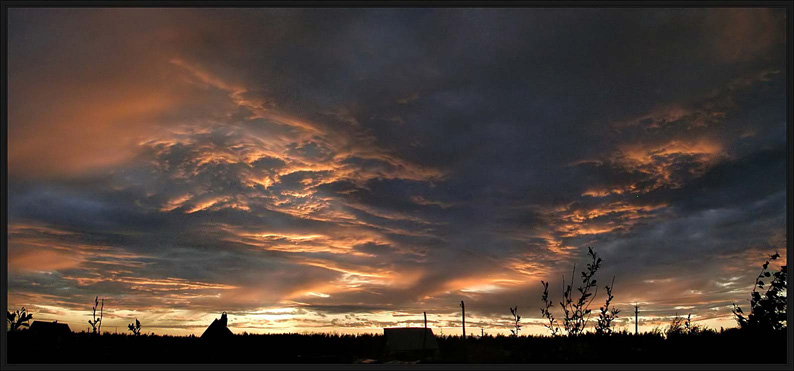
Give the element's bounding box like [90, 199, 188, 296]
[6, 328, 787, 364]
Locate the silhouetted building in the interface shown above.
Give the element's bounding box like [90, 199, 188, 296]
[201, 312, 233, 340]
[29, 321, 71, 337]
[383, 327, 440, 361]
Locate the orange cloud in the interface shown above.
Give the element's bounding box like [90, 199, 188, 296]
[9, 248, 83, 272]
[548, 201, 668, 238]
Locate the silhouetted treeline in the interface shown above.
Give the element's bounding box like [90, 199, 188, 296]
[6, 327, 786, 364]
[7, 249, 786, 364]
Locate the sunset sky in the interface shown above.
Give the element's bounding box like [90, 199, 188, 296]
[6, 8, 787, 336]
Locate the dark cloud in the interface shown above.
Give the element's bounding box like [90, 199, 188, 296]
[7, 8, 786, 334]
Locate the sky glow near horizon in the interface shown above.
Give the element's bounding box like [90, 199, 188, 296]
[6, 8, 787, 336]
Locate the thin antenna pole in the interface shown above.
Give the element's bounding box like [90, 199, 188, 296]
[424, 312, 427, 329]
[634, 303, 639, 335]
[460, 301, 466, 339]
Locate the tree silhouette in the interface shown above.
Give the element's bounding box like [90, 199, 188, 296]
[733, 252, 787, 332]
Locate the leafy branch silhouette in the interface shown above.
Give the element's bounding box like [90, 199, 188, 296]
[560, 247, 601, 336]
[540, 280, 560, 336]
[7, 307, 33, 332]
[88, 296, 104, 335]
[509, 306, 521, 337]
[732, 252, 787, 332]
[594, 276, 620, 335]
[540, 247, 613, 336]
[128, 318, 142, 336]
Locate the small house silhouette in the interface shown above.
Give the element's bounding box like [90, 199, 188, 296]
[29, 321, 71, 337]
[201, 312, 233, 340]
[383, 327, 440, 361]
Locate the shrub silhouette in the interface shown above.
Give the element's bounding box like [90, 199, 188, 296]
[128, 319, 141, 336]
[508, 306, 521, 337]
[88, 296, 104, 335]
[732, 252, 787, 332]
[647, 326, 663, 337]
[539, 281, 560, 336]
[7, 307, 33, 332]
[558, 247, 602, 336]
[683, 313, 703, 335]
[665, 313, 701, 338]
[594, 276, 620, 335]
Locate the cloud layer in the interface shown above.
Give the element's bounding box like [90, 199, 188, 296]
[7, 8, 787, 335]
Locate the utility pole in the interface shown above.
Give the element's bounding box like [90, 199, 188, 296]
[481, 328, 484, 337]
[98, 298, 104, 335]
[634, 303, 639, 335]
[422, 311, 428, 353]
[460, 301, 466, 339]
